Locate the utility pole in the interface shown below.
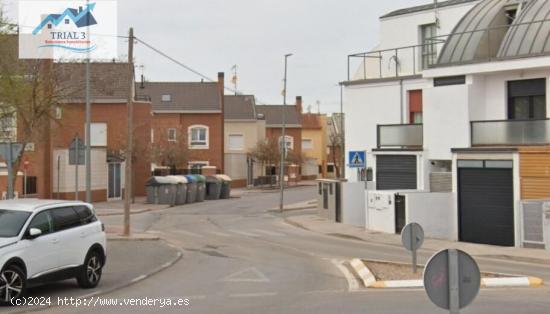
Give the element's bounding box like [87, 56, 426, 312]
[123, 27, 134, 237]
[85, 0, 92, 203]
[279, 53, 292, 213]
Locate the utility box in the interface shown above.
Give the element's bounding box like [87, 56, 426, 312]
[316, 179, 342, 222]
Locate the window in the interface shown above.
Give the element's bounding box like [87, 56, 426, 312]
[189, 161, 208, 171]
[65, 19, 70, 24]
[434, 75, 466, 87]
[408, 90, 423, 123]
[505, 6, 518, 26]
[50, 207, 81, 231]
[508, 79, 546, 120]
[23, 176, 37, 195]
[279, 135, 294, 150]
[74, 206, 97, 225]
[421, 23, 437, 69]
[0, 210, 31, 237]
[189, 125, 209, 148]
[168, 128, 177, 142]
[302, 139, 313, 150]
[90, 123, 107, 147]
[228, 134, 244, 150]
[28, 211, 53, 235]
[161, 94, 172, 102]
[47, 24, 52, 29]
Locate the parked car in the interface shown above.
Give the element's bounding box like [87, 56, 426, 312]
[0, 200, 106, 305]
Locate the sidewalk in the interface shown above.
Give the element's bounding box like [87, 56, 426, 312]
[286, 213, 550, 264]
[93, 197, 171, 216]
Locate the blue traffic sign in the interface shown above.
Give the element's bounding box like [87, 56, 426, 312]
[348, 151, 366, 168]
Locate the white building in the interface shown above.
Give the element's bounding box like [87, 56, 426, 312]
[343, 0, 550, 248]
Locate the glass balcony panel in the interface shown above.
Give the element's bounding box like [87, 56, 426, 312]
[472, 120, 550, 146]
[378, 124, 423, 148]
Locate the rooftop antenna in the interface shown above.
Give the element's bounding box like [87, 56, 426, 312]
[307, 105, 312, 113]
[316, 100, 321, 114]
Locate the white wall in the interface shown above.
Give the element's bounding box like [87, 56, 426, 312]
[341, 182, 366, 227]
[423, 83, 471, 160]
[405, 192, 455, 240]
[354, 1, 479, 79]
[344, 78, 431, 182]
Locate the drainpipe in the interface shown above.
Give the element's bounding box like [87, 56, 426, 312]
[400, 79, 404, 124]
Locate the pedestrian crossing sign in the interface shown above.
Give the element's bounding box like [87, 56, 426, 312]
[348, 151, 366, 168]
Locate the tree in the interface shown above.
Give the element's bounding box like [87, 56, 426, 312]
[151, 126, 189, 174]
[249, 138, 306, 175]
[328, 131, 342, 178]
[0, 17, 78, 191]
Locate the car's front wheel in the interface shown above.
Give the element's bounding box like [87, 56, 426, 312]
[0, 265, 26, 306]
[77, 250, 103, 289]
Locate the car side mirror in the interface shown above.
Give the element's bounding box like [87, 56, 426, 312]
[27, 228, 42, 239]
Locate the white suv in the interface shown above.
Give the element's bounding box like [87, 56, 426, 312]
[0, 200, 106, 305]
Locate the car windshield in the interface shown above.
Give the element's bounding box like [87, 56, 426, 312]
[0, 209, 31, 238]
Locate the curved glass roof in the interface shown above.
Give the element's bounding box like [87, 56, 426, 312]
[498, 0, 550, 58]
[437, 0, 530, 65]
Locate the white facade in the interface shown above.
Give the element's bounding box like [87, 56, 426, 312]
[342, 0, 550, 247]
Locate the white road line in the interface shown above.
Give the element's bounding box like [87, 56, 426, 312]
[228, 229, 259, 237]
[253, 229, 286, 237]
[331, 259, 360, 292]
[229, 292, 278, 298]
[206, 231, 231, 237]
[173, 230, 204, 238]
[131, 275, 147, 283]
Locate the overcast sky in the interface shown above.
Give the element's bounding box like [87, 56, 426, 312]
[4, 0, 427, 113]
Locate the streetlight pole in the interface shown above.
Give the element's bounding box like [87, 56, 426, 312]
[339, 83, 345, 179]
[279, 53, 292, 213]
[85, 0, 91, 203]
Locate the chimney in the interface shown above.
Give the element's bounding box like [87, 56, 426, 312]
[295, 96, 303, 114]
[218, 72, 225, 173]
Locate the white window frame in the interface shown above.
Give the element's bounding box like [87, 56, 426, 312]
[228, 133, 245, 151]
[188, 125, 209, 149]
[168, 128, 177, 142]
[302, 138, 313, 150]
[161, 94, 172, 102]
[279, 135, 294, 150]
[90, 122, 107, 147]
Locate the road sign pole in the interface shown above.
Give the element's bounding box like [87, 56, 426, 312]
[7, 142, 13, 199]
[410, 226, 417, 273]
[75, 137, 79, 201]
[448, 249, 460, 314]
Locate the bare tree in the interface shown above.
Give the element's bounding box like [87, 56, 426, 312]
[328, 132, 342, 178]
[0, 29, 79, 190]
[151, 126, 189, 174]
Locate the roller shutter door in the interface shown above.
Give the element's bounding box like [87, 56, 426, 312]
[458, 167, 514, 246]
[376, 155, 417, 190]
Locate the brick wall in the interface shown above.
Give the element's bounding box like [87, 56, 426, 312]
[152, 113, 224, 170]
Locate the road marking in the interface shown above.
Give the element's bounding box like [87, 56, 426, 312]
[131, 275, 147, 283]
[222, 267, 271, 283]
[253, 229, 285, 237]
[174, 230, 204, 238]
[228, 229, 259, 237]
[206, 230, 231, 237]
[229, 292, 277, 298]
[331, 259, 360, 292]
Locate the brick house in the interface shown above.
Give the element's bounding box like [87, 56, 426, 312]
[301, 112, 327, 180]
[2, 62, 152, 201]
[137, 73, 225, 174]
[255, 96, 303, 181]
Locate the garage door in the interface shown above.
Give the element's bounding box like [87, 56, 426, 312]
[376, 155, 417, 190]
[458, 163, 514, 247]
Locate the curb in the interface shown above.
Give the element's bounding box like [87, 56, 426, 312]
[97, 208, 153, 217]
[268, 205, 317, 213]
[349, 259, 544, 289]
[107, 234, 161, 241]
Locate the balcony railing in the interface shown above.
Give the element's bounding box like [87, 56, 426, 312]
[377, 124, 423, 149]
[346, 18, 550, 82]
[471, 119, 550, 146]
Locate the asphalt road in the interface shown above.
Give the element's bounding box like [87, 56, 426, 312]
[15, 186, 550, 313]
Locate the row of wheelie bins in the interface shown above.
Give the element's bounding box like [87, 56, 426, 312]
[146, 175, 232, 205]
